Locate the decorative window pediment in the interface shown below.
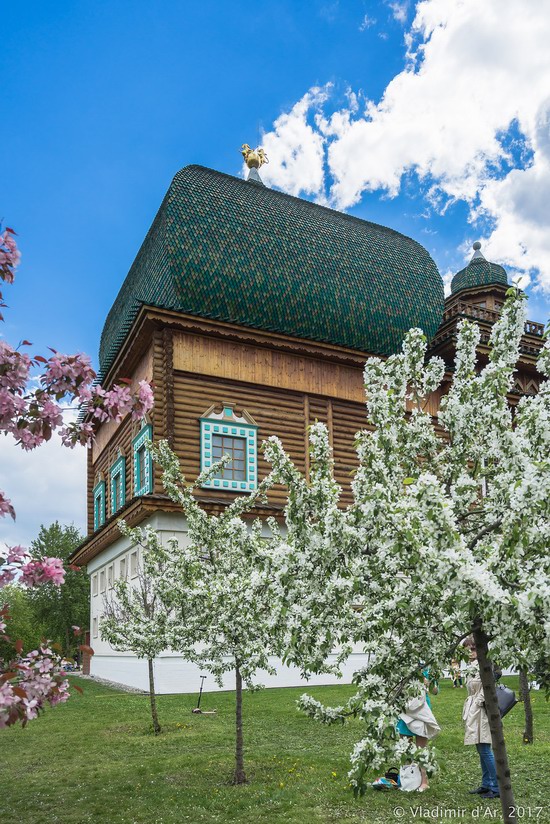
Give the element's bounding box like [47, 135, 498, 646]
[200, 404, 258, 492]
[133, 424, 153, 497]
[110, 454, 126, 514]
[93, 479, 106, 531]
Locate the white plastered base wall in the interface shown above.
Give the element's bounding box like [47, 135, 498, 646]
[88, 512, 370, 694]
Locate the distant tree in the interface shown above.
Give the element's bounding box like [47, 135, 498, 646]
[28, 523, 89, 657]
[0, 585, 43, 663]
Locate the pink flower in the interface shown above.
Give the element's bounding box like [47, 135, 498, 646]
[42, 352, 95, 397]
[36, 657, 54, 674]
[41, 558, 65, 585]
[0, 230, 20, 283]
[103, 384, 133, 421]
[16, 427, 45, 451]
[0, 568, 17, 588]
[0, 491, 16, 520]
[131, 380, 154, 420]
[20, 557, 65, 587]
[6, 545, 28, 564]
[22, 698, 39, 720]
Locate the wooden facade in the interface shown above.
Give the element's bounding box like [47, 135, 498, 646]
[74, 278, 545, 568]
[73, 251, 546, 570]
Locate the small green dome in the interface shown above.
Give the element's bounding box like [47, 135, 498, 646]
[451, 242, 508, 295]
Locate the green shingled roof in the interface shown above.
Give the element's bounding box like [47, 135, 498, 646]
[99, 165, 444, 374]
[451, 256, 508, 295]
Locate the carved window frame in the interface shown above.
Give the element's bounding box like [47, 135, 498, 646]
[93, 480, 106, 531]
[110, 454, 126, 514]
[200, 404, 258, 492]
[132, 424, 153, 497]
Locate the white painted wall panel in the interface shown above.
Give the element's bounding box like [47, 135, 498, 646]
[90, 652, 371, 694]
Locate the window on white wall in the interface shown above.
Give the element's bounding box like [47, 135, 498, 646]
[93, 616, 98, 638]
[130, 551, 138, 577]
[107, 564, 114, 588]
[100, 569, 106, 593]
[92, 574, 98, 596]
[119, 557, 126, 579]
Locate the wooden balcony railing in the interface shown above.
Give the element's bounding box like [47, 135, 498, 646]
[442, 302, 544, 337]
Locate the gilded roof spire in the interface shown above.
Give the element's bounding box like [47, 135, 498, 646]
[241, 144, 269, 185]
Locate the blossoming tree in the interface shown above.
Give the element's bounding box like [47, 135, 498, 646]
[0, 226, 154, 521]
[101, 527, 171, 735]
[0, 226, 154, 726]
[263, 291, 549, 824]
[129, 440, 281, 783]
[0, 545, 84, 727]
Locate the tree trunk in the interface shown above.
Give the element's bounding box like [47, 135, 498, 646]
[233, 662, 247, 784]
[472, 624, 516, 823]
[147, 657, 161, 735]
[519, 669, 533, 744]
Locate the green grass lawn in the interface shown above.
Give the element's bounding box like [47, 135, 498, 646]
[1, 676, 549, 823]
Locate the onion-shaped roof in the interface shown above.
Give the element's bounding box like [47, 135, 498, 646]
[451, 242, 508, 295]
[99, 165, 444, 375]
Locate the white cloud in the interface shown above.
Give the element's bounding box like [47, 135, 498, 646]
[359, 14, 377, 31]
[387, 1, 409, 24]
[0, 428, 87, 549]
[441, 269, 454, 298]
[255, 87, 331, 198]
[260, 0, 550, 293]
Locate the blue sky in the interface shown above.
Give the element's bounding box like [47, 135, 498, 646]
[2, 1, 421, 360]
[2, 0, 550, 546]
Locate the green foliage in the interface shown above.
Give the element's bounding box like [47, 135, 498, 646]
[0, 585, 44, 662]
[28, 522, 88, 655]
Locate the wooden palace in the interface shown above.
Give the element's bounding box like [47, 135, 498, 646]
[71, 155, 544, 691]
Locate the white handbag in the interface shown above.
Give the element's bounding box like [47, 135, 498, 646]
[399, 763, 422, 792]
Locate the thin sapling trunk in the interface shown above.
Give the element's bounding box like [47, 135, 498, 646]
[233, 662, 247, 784]
[519, 669, 533, 744]
[148, 657, 161, 735]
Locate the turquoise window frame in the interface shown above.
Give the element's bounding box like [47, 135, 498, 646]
[200, 413, 258, 492]
[133, 424, 153, 496]
[110, 456, 126, 514]
[93, 480, 106, 531]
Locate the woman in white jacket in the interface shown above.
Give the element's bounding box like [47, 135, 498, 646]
[462, 638, 499, 799]
[397, 668, 440, 791]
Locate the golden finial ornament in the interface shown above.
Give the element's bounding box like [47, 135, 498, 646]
[241, 144, 269, 169]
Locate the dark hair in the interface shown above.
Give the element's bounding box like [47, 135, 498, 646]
[463, 636, 476, 650]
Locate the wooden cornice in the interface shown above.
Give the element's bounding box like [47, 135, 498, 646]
[99, 304, 377, 393]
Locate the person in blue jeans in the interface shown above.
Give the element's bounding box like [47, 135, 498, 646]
[462, 638, 499, 799]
